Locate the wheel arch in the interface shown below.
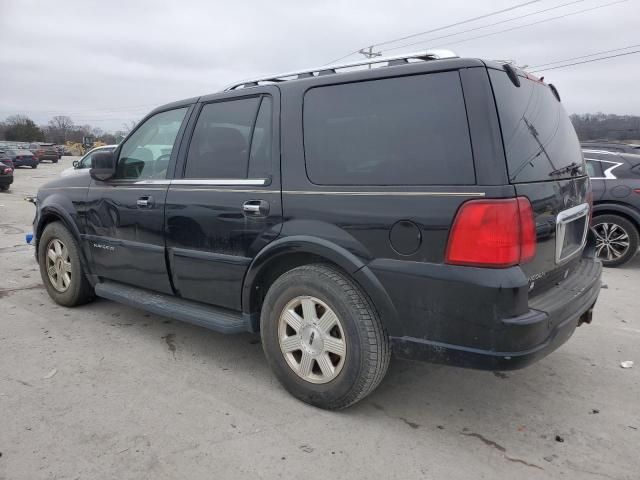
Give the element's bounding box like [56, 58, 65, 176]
[35, 202, 92, 279]
[592, 202, 640, 232]
[241, 236, 400, 335]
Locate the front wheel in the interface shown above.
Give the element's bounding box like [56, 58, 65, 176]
[38, 222, 94, 306]
[261, 264, 390, 409]
[592, 214, 639, 267]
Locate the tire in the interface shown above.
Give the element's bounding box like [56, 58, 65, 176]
[0, 185, 9, 191]
[31, 164, 37, 169]
[592, 214, 639, 267]
[261, 264, 390, 409]
[53, 159, 58, 164]
[38, 222, 94, 306]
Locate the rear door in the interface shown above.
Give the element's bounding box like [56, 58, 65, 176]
[489, 68, 590, 294]
[165, 87, 282, 310]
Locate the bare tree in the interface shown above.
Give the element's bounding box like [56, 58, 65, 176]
[48, 115, 74, 143]
[122, 120, 138, 135]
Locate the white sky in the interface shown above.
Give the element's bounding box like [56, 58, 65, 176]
[1, 0, 639, 131]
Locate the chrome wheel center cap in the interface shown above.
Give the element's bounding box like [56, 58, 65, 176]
[300, 325, 324, 356]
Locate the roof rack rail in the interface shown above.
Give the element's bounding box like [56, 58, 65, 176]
[223, 49, 458, 91]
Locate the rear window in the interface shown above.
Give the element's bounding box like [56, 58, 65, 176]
[303, 72, 475, 185]
[489, 69, 584, 183]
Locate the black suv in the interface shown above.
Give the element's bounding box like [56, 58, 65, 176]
[584, 148, 640, 266]
[31, 52, 601, 409]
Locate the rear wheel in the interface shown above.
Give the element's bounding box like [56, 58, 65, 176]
[31, 164, 37, 169]
[592, 214, 639, 267]
[0, 185, 9, 191]
[261, 264, 390, 409]
[38, 222, 94, 306]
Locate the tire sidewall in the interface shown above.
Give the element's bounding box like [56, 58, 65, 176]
[38, 222, 88, 306]
[261, 268, 367, 407]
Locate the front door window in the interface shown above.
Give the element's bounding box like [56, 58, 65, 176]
[116, 108, 188, 180]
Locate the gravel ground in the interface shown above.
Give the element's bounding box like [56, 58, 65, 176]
[1, 159, 639, 480]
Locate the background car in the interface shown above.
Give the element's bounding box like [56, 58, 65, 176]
[584, 148, 640, 266]
[3, 149, 39, 168]
[0, 152, 14, 190]
[29, 143, 59, 163]
[60, 144, 117, 177]
[0, 162, 14, 191]
[581, 141, 640, 155]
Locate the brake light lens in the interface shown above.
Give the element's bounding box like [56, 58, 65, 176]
[445, 197, 536, 268]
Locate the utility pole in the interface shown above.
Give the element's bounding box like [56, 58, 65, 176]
[358, 46, 382, 68]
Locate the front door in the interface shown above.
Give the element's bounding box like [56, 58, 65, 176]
[84, 106, 191, 294]
[165, 88, 282, 310]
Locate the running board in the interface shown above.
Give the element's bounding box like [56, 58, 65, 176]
[94, 281, 247, 334]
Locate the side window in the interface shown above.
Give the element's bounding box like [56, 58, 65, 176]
[303, 72, 475, 185]
[116, 108, 188, 180]
[184, 97, 262, 179]
[79, 152, 93, 168]
[585, 160, 604, 178]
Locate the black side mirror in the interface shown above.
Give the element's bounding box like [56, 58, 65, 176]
[90, 151, 116, 181]
[72, 160, 79, 168]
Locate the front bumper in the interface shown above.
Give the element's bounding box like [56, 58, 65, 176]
[373, 256, 601, 370]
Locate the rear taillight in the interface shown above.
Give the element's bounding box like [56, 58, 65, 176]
[634, 189, 640, 195]
[3, 167, 12, 174]
[445, 197, 536, 268]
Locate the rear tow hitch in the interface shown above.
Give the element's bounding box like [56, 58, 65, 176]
[577, 307, 594, 326]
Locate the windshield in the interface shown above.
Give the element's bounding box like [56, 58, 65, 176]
[489, 69, 584, 183]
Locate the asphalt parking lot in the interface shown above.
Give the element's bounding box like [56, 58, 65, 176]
[1, 159, 639, 480]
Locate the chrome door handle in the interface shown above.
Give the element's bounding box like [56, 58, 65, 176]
[243, 204, 261, 213]
[136, 196, 154, 208]
[243, 200, 269, 217]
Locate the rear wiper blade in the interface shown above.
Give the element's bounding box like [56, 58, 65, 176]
[549, 162, 582, 177]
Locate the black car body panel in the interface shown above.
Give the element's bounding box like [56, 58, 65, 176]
[33, 56, 601, 370]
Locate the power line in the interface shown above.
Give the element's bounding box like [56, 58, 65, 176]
[528, 43, 640, 68]
[371, 0, 542, 48]
[529, 49, 640, 71]
[383, 0, 585, 53]
[389, 0, 628, 52]
[323, 0, 542, 65]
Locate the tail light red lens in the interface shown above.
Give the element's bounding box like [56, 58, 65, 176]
[3, 167, 12, 174]
[445, 197, 536, 268]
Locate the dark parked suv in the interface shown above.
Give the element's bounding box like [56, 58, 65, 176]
[583, 148, 640, 266]
[31, 52, 601, 409]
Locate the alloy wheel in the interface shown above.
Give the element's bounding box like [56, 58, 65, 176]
[593, 222, 630, 262]
[278, 296, 347, 384]
[46, 238, 72, 292]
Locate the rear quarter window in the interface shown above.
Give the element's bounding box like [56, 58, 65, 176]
[303, 71, 475, 185]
